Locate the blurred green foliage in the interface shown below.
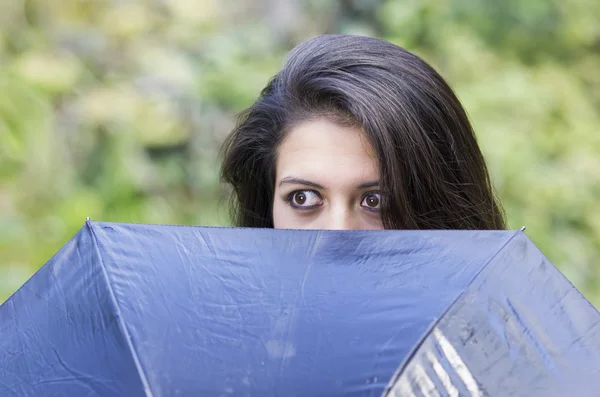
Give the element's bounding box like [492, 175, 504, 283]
[1, 0, 599, 305]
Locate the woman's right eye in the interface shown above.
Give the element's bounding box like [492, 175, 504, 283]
[287, 190, 323, 209]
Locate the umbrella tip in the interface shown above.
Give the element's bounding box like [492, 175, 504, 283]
[520, 225, 526, 231]
[86, 216, 91, 222]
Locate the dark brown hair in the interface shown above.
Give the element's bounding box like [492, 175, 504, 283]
[220, 34, 505, 230]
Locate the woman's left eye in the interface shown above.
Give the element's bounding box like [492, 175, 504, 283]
[360, 192, 381, 211]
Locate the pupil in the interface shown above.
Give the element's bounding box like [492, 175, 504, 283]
[295, 192, 306, 205]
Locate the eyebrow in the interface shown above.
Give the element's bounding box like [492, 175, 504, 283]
[278, 177, 324, 189]
[278, 177, 379, 190]
[358, 181, 380, 189]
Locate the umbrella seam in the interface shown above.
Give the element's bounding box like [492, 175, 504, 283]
[380, 228, 524, 397]
[87, 220, 156, 397]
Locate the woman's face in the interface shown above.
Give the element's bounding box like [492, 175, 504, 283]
[273, 118, 383, 230]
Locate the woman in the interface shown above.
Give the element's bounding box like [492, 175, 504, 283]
[220, 34, 505, 230]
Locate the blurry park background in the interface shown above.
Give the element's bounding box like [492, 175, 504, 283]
[1, 0, 599, 305]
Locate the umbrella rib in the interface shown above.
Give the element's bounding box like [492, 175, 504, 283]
[87, 220, 156, 397]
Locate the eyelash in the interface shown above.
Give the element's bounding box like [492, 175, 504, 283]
[284, 190, 381, 212]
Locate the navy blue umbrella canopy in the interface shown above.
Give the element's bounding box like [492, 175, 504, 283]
[1, 221, 599, 396]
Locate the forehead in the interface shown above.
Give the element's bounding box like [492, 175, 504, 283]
[275, 118, 379, 184]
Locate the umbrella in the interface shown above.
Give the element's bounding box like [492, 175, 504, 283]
[1, 221, 599, 396]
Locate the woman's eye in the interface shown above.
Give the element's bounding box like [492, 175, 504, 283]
[288, 190, 322, 209]
[361, 192, 381, 211]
